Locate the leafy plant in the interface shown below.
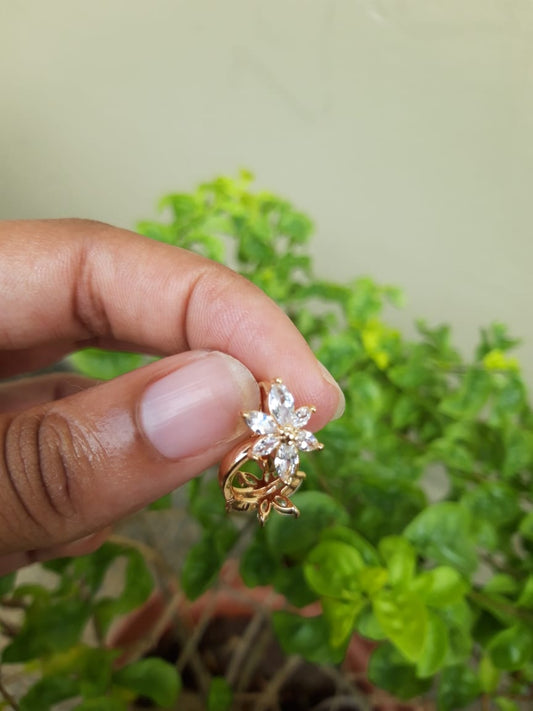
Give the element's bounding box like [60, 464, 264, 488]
[1, 172, 532, 710]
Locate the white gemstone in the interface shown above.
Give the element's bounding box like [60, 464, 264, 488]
[252, 434, 279, 458]
[292, 406, 313, 428]
[274, 443, 299, 484]
[269, 382, 295, 426]
[296, 430, 321, 451]
[244, 411, 277, 435]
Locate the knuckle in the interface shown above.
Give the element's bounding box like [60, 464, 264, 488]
[2, 410, 89, 539]
[73, 231, 111, 339]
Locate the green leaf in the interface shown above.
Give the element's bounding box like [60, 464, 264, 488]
[0, 572, 16, 596]
[502, 428, 533, 478]
[181, 523, 237, 600]
[368, 643, 431, 700]
[378, 536, 416, 587]
[461, 482, 520, 528]
[321, 596, 366, 648]
[207, 676, 233, 711]
[188, 475, 228, 526]
[240, 531, 278, 588]
[304, 541, 366, 600]
[278, 208, 313, 244]
[20, 676, 79, 711]
[358, 567, 389, 597]
[73, 699, 126, 711]
[355, 607, 386, 641]
[416, 612, 449, 678]
[3, 597, 91, 662]
[437, 665, 480, 711]
[70, 348, 145, 380]
[439, 367, 492, 420]
[518, 575, 533, 608]
[478, 654, 501, 693]
[440, 601, 474, 664]
[157, 192, 198, 222]
[148, 493, 173, 511]
[71, 542, 126, 595]
[186, 232, 225, 262]
[266, 491, 349, 560]
[272, 611, 343, 665]
[40, 646, 118, 696]
[405, 502, 478, 575]
[372, 589, 427, 663]
[320, 526, 380, 565]
[181, 535, 224, 600]
[476, 323, 521, 358]
[114, 658, 181, 707]
[95, 548, 153, 632]
[484, 574, 519, 597]
[346, 277, 386, 324]
[273, 565, 317, 608]
[494, 698, 520, 711]
[519, 510, 533, 541]
[392, 395, 419, 429]
[489, 374, 526, 426]
[137, 219, 180, 245]
[316, 333, 365, 379]
[413, 566, 469, 607]
[489, 624, 533, 670]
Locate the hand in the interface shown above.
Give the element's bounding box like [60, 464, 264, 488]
[0, 219, 344, 573]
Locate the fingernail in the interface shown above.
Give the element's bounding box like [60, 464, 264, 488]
[317, 361, 345, 419]
[140, 353, 258, 459]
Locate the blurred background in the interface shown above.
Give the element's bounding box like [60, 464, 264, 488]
[2, 0, 532, 379]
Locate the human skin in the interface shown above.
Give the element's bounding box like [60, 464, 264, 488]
[0, 219, 344, 574]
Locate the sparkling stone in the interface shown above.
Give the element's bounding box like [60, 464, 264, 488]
[274, 442, 299, 484]
[292, 406, 313, 428]
[269, 382, 295, 426]
[244, 411, 277, 435]
[252, 434, 279, 458]
[296, 430, 321, 451]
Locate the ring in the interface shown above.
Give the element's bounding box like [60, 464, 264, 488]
[218, 378, 323, 525]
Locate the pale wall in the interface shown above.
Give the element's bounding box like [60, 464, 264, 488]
[2, 1, 533, 377]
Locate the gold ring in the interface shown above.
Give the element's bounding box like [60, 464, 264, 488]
[218, 378, 323, 525]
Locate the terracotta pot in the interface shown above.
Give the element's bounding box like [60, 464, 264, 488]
[109, 560, 431, 711]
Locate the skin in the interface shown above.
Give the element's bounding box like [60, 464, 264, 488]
[0, 219, 344, 574]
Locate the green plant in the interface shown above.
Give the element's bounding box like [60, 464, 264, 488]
[1, 171, 532, 710]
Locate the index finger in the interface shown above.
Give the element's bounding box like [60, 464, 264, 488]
[0, 219, 344, 427]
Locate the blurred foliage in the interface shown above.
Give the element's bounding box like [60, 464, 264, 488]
[1, 172, 532, 709]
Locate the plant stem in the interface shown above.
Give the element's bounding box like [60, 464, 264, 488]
[321, 665, 372, 711]
[0, 671, 19, 711]
[0, 617, 19, 638]
[470, 590, 533, 625]
[255, 655, 301, 711]
[226, 591, 276, 688]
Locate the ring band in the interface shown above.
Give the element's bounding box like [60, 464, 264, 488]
[218, 378, 323, 525]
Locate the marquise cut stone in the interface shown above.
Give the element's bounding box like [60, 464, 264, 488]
[274, 442, 299, 484]
[296, 430, 320, 451]
[269, 382, 295, 426]
[292, 406, 313, 428]
[252, 434, 279, 458]
[244, 411, 277, 435]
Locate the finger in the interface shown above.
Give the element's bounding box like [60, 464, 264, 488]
[0, 528, 111, 576]
[0, 350, 260, 554]
[0, 373, 97, 413]
[0, 219, 344, 427]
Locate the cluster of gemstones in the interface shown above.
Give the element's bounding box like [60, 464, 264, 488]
[243, 379, 323, 484]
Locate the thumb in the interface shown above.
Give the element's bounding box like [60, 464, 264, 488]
[0, 351, 259, 554]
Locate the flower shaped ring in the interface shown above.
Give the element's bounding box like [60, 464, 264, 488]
[219, 379, 323, 525]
